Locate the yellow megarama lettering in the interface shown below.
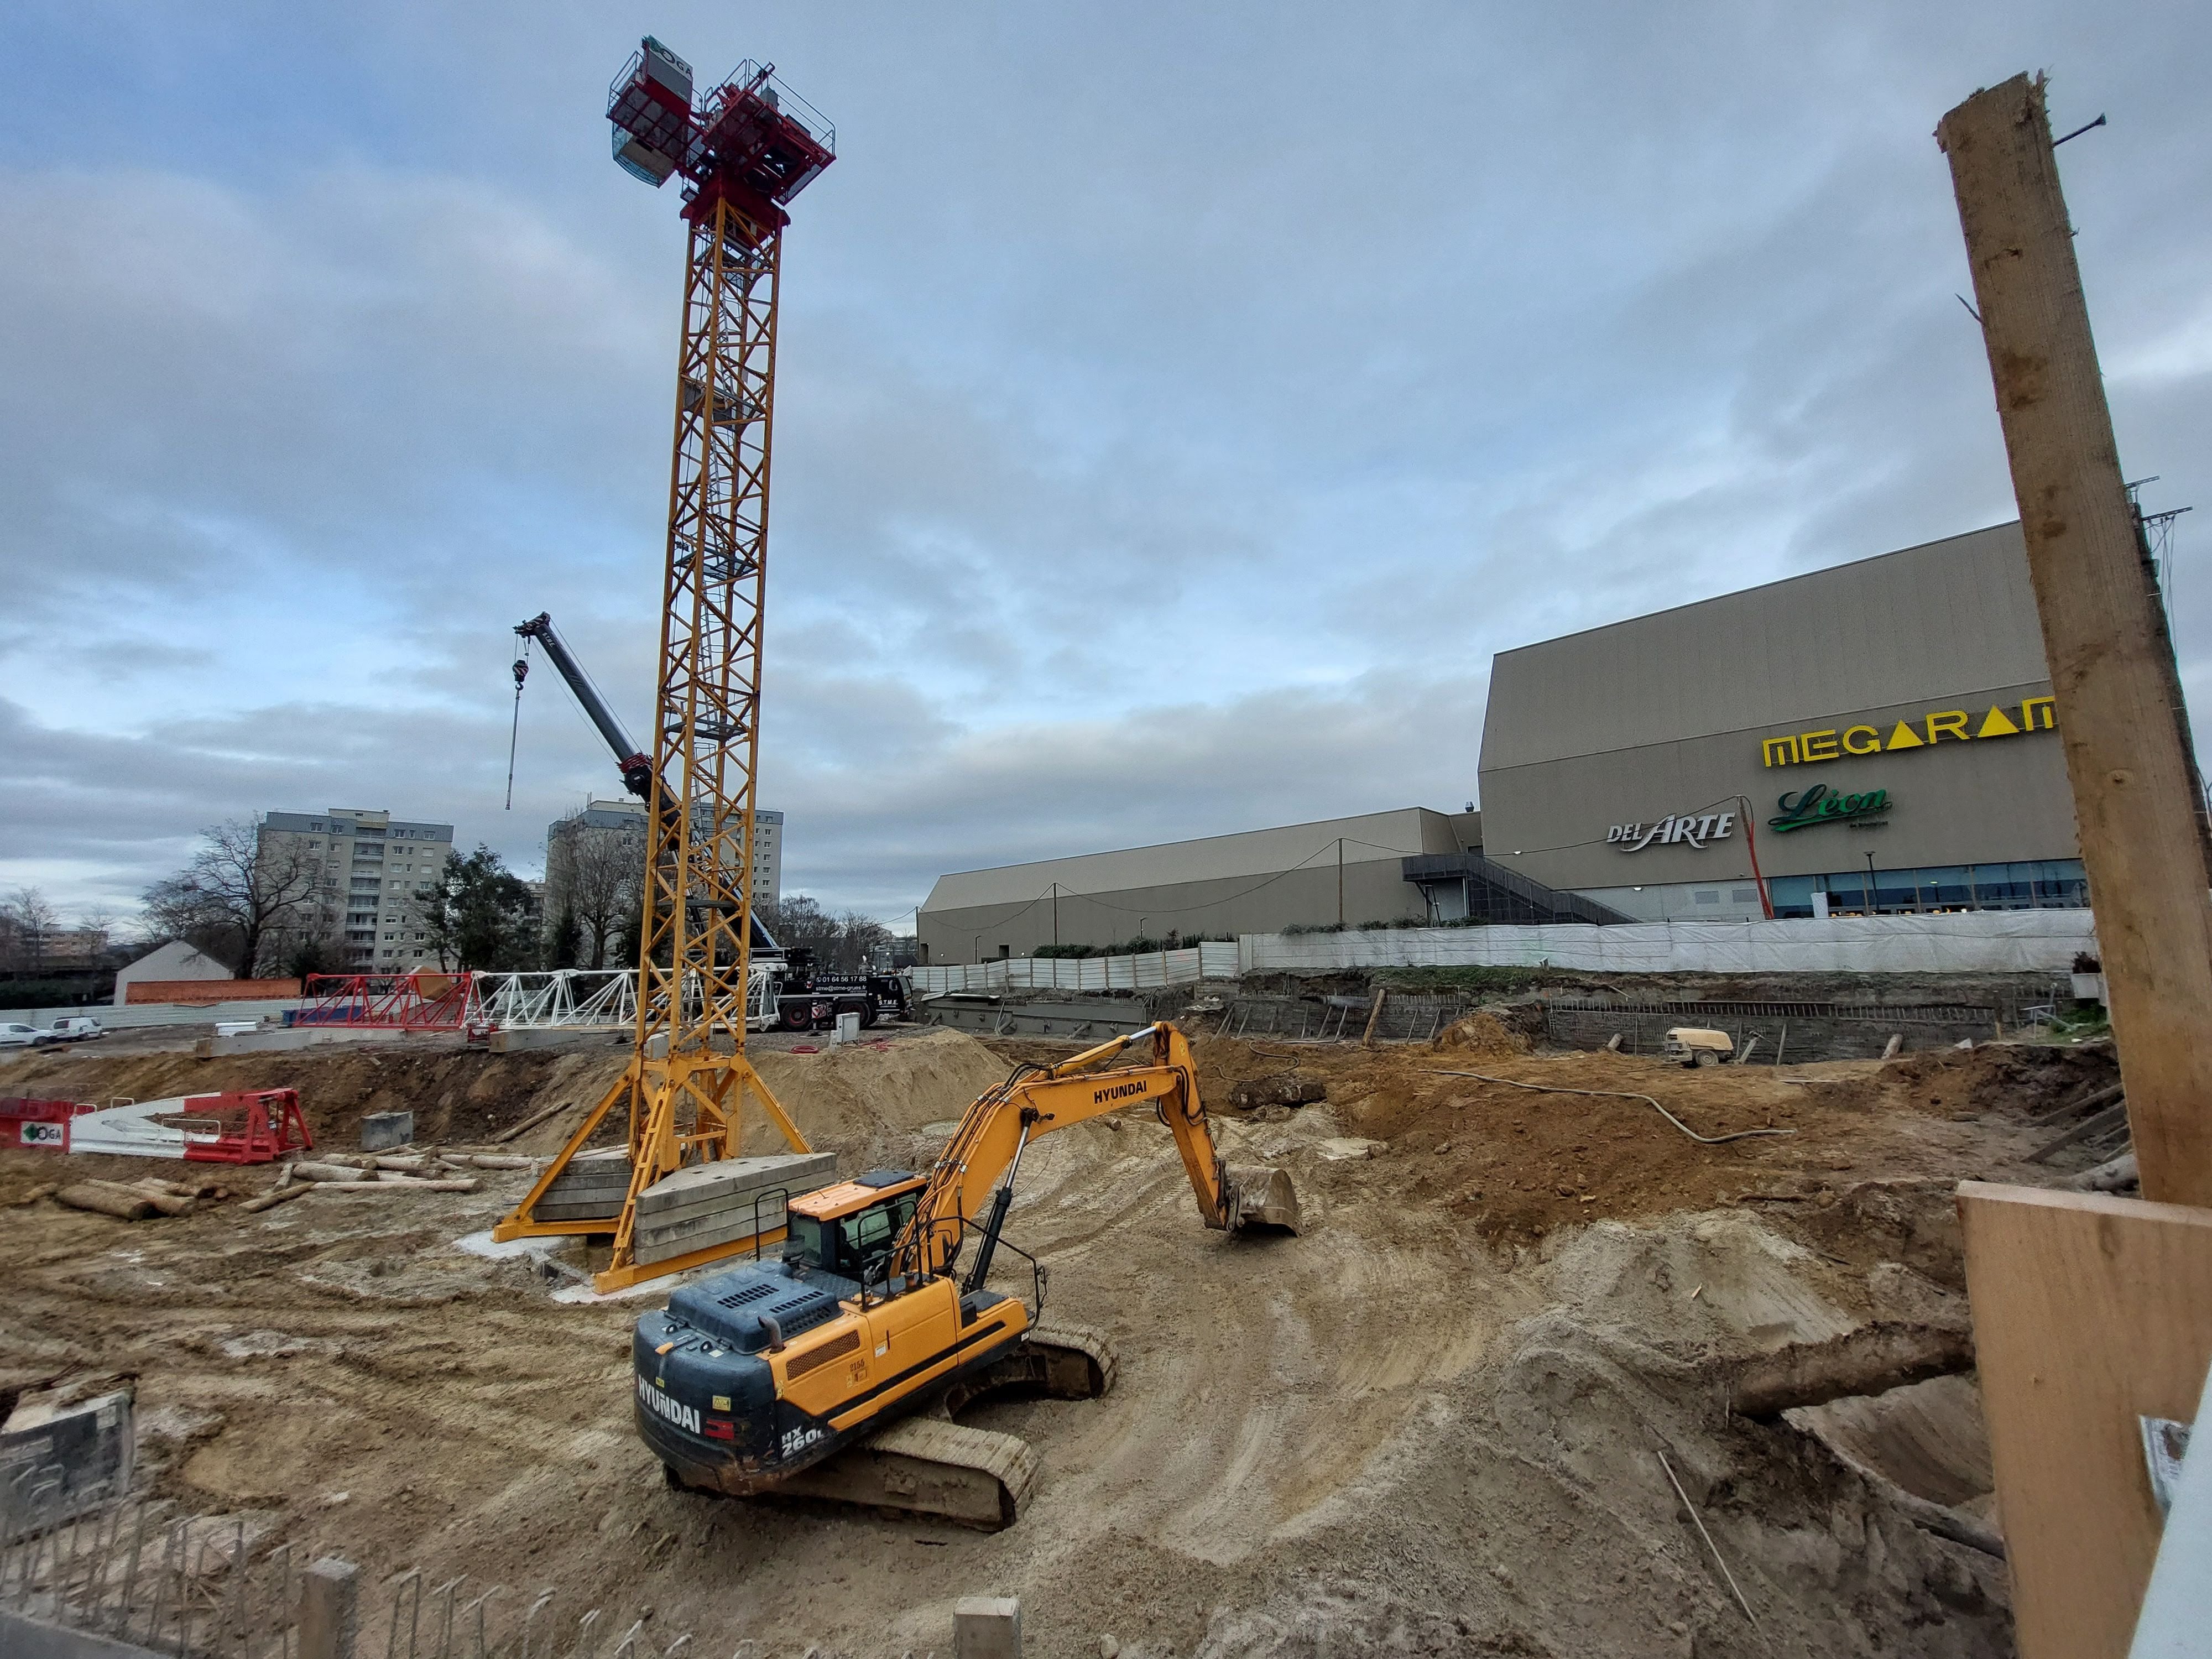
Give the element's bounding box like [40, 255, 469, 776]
[1761, 735, 1801, 768]
[2021, 696, 2057, 731]
[1924, 709, 1970, 743]
[1842, 725, 1881, 755]
[1800, 729, 1840, 762]
[1976, 705, 2022, 738]
[1885, 721, 1925, 750]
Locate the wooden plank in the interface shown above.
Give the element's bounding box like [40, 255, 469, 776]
[1939, 76, 2212, 1207]
[1958, 1182, 2212, 1656]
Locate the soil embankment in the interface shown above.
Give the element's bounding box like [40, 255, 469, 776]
[2, 1022, 2111, 1655]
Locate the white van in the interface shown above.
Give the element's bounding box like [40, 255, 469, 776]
[48, 1016, 105, 1042]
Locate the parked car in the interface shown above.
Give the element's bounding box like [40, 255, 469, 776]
[0, 1022, 54, 1048]
[48, 1016, 105, 1042]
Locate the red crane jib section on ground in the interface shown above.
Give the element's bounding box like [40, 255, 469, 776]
[297, 972, 472, 1031]
[607, 45, 834, 238]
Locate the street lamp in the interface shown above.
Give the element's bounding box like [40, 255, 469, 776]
[1864, 850, 1877, 915]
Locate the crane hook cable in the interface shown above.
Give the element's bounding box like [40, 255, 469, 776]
[1423, 1069, 1795, 1146]
[503, 636, 533, 811]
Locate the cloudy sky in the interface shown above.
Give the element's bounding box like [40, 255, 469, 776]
[2, 1, 2206, 932]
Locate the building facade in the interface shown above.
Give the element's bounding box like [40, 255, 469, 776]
[258, 808, 456, 971]
[1476, 523, 2087, 921]
[917, 809, 1480, 964]
[543, 801, 781, 962]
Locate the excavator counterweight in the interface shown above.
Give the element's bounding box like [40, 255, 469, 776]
[633, 1022, 1295, 1526]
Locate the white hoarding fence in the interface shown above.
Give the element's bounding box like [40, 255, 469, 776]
[911, 941, 1238, 996]
[1237, 910, 2096, 976]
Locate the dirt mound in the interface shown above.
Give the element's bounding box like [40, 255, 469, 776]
[745, 1029, 1016, 1158]
[1799, 1037, 2116, 1120]
[1431, 1011, 1531, 1056]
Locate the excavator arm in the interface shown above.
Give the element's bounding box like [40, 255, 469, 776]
[891, 1021, 1298, 1284]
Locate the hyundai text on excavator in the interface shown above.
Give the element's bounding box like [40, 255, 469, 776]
[632, 1021, 1297, 1526]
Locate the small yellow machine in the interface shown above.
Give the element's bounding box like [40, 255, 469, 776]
[1663, 1026, 1736, 1067]
[632, 1021, 1296, 1524]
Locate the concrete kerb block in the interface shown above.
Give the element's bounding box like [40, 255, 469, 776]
[299, 1557, 358, 1659]
[953, 1595, 1021, 1659]
[361, 1112, 413, 1151]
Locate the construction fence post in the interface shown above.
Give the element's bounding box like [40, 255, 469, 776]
[299, 1557, 358, 1659]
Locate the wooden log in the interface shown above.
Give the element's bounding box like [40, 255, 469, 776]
[1942, 77, 2212, 1207]
[290, 1161, 380, 1183]
[2027, 1100, 2130, 1164]
[1360, 990, 1388, 1048]
[239, 1182, 315, 1214]
[2029, 1079, 2125, 1128]
[1729, 1322, 1974, 1417]
[310, 1177, 480, 1194]
[493, 1099, 577, 1144]
[14, 1182, 61, 1207]
[116, 1187, 196, 1218]
[453, 1153, 536, 1170]
[55, 1184, 155, 1221]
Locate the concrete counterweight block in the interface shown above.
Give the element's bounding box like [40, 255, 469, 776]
[953, 1595, 1022, 1659]
[632, 1151, 837, 1265]
[361, 1111, 414, 1151]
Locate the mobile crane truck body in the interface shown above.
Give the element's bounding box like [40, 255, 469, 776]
[632, 1021, 1295, 1524]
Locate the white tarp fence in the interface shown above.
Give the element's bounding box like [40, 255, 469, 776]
[911, 941, 1238, 996]
[1237, 910, 2097, 975]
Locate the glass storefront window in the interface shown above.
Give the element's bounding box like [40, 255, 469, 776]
[1760, 858, 2086, 918]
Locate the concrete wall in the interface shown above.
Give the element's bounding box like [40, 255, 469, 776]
[1478, 523, 2079, 898]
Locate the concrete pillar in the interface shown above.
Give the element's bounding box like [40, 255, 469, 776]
[299, 1558, 358, 1659]
[952, 1595, 1022, 1659]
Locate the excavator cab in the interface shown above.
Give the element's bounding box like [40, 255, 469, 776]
[783, 1171, 927, 1284]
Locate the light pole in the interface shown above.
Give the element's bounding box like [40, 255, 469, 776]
[1864, 850, 1877, 915]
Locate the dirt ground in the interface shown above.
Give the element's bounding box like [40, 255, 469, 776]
[0, 1019, 2121, 1656]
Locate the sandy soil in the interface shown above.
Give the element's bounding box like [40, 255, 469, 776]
[0, 1021, 2119, 1657]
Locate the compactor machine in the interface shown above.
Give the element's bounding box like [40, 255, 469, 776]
[633, 1021, 1296, 1525]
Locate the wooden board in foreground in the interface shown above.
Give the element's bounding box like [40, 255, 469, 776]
[1958, 1182, 2212, 1657]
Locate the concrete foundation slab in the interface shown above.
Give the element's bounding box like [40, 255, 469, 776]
[1, 1388, 134, 1539]
[632, 1152, 837, 1265]
[195, 1027, 406, 1057]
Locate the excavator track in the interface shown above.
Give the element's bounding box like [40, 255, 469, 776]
[777, 1416, 1040, 1528]
[776, 1321, 1120, 1529]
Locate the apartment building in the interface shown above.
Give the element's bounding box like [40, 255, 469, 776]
[259, 808, 456, 971]
[544, 800, 781, 920]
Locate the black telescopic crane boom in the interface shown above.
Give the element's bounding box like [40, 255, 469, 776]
[514, 612, 656, 800]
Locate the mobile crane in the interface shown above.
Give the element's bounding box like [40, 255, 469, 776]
[632, 1021, 1297, 1526]
[513, 610, 908, 1027]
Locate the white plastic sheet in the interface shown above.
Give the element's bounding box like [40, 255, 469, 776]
[911, 941, 1238, 995]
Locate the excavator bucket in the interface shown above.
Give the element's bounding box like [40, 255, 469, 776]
[1224, 1164, 1301, 1233]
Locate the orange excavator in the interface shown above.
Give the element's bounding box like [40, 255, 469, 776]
[632, 1021, 1297, 1525]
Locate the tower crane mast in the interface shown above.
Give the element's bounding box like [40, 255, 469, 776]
[494, 38, 836, 1292]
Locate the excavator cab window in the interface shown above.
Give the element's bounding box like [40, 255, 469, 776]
[787, 1190, 920, 1280]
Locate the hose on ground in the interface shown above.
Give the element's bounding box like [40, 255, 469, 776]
[1423, 1070, 1796, 1146]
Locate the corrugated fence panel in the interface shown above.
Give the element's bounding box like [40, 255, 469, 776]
[911, 945, 1224, 996]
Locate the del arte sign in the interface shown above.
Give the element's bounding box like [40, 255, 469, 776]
[1609, 811, 1736, 852]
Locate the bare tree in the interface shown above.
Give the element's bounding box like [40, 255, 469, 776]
[2, 888, 60, 974]
[141, 821, 323, 977]
[546, 818, 644, 970]
[69, 906, 118, 961]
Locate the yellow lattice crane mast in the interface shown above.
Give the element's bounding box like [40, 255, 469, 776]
[494, 38, 837, 1292]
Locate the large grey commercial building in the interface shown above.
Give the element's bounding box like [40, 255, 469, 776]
[1477, 522, 2084, 921]
[916, 521, 2095, 962]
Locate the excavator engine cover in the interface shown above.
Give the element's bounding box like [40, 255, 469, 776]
[1225, 1164, 1301, 1233]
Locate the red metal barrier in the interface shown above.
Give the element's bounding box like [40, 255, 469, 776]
[296, 971, 472, 1030]
[0, 1097, 100, 1150]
